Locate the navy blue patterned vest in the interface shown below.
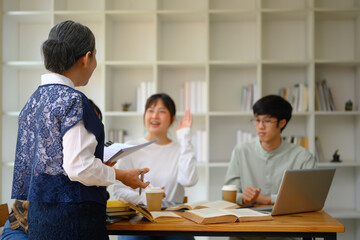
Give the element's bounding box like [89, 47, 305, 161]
[12, 84, 107, 205]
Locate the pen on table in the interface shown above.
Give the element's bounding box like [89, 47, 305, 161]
[139, 171, 144, 195]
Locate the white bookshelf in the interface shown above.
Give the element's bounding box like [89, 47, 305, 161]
[1, 0, 360, 239]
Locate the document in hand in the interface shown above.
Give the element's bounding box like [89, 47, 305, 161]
[104, 139, 158, 164]
[118, 198, 184, 223]
[166, 200, 239, 211]
[182, 208, 273, 224]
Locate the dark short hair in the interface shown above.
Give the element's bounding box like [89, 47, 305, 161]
[144, 93, 176, 125]
[252, 95, 292, 131]
[42, 20, 95, 73]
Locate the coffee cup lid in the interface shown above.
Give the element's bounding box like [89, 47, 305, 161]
[145, 187, 164, 193]
[222, 185, 237, 191]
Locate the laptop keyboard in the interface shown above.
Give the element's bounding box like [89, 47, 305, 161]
[250, 206, 274, 214]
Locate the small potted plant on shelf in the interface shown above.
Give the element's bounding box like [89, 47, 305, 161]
[122, 102, 131, 111]
[345, 99, 353, 111]
[331, 149, 341, 163]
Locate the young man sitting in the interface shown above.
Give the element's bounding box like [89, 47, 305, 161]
[224, 95, 315, 206]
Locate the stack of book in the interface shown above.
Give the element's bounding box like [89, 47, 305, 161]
[106, 200, 137, 223]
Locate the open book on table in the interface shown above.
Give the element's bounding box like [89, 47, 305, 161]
[182, 208, 273, 224]
[166, 200, 239, 211]
[118, 198, 184, 223]
[104, 139, 158, 164]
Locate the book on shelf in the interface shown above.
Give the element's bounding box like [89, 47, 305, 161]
[279, 83, 308, 112]
[137, 81, 154, 113]
[196, 81, 204, 113]
[315, 84, 321, 111]
[190, 81, 196, 113]
[282, 136, 309, 149]
[315, 137, 324, 163]
[180, 81, 206, 113]
[236, 129, 256, 146]
[240, 83, 258, 112]
[298, 83, 309, 112]
[291, 84, 299, 112]
[166, 200, 239, 211]
[107, 129, 127, 143]
[192, 129, 207, 163]
[104, 139, 158, 164]
[321, 80, 332, 111]
[118, 198, 184, 223]
[316, 81, 325, 111]
[315, 79, 335, 111]
[279, 87, 289, 101]
[181, 208, 273, 224]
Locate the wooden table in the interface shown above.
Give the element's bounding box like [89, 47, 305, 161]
[106, 210, 344, 240]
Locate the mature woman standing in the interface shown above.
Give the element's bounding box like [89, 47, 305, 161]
[11, 20, 149, 240]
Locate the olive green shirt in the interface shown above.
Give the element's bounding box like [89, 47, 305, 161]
[224, 138, 315, 205]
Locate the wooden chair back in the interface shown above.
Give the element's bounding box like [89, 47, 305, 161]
[0, 203, 9, 227]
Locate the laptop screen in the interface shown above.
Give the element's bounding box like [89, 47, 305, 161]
[252, 168, 335, 216]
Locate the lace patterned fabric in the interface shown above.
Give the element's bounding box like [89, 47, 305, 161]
[12, 84, 106, 204]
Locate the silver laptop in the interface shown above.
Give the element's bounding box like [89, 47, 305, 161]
[252, 168, 336, 216]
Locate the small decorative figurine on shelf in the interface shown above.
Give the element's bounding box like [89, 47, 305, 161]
[345, 99, 353, 111]
[331, 149, 341, 163]
[122, 102, 131, 111]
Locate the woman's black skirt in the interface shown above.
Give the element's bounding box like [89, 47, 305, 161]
[28, 201, 109, 240]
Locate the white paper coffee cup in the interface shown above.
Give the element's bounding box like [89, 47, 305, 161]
[145, 187, 164, 211]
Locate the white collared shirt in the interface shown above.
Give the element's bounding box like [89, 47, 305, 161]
[41, 73, 116, 187]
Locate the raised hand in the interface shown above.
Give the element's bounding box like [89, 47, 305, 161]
[177, 108, 192, 130]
